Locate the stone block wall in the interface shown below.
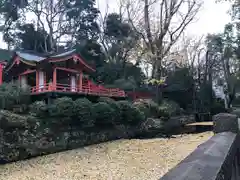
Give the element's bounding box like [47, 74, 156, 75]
[160, 113, 240, 180]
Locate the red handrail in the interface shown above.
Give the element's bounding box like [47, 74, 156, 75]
[31, 82, 126, 97]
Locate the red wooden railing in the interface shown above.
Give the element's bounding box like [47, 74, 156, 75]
[30, 83, 126, 97]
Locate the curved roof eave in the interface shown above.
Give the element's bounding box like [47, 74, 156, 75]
[48, 53, 95, 73]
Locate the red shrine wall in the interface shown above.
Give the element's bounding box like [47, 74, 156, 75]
[0, 61, 7, 85]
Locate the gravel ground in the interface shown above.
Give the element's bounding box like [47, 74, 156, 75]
[0, 132, 213, 180]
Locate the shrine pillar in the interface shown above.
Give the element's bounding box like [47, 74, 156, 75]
[20, 75, 27, 89]
[52, 68, 57, 90]
[38, 71, 44, 92]
[71, 75, 76, 92]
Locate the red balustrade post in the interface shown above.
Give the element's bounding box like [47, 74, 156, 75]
[53, 68, 57, 91]
[78, 71, 83, 92]
[87, 79, 90, 93]
[36, 71, 39, 92]
[0, 63, 3, 85]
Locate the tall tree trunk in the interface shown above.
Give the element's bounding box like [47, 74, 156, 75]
[222, 57, 234, 108]
[154, 59, 162, 79]
[152, 50, 162, 79]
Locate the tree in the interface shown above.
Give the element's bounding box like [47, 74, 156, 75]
[15, 23, 52, 52]
[0, 0, 100, 52]
[86, 9, 145, 88]
[99, 11, 139, 74]
[206, 24, 240, 108]
[123, 0, 202, 79]
[93, 61, 145, 89]
[75, 39, 105, 69]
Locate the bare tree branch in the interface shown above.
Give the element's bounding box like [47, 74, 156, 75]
[122, 0, 203, 78]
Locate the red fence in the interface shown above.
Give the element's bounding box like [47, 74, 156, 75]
[30, 83, 126, 97]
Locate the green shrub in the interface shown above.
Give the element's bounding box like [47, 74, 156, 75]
[210, 100, 226, 115]
[0, 82, 30, 110]
[232, 97, 240, 107]
[73, 98, 94, 128]
[98, 97, 121, 124]
[140, 118, 164, 133]
[158, 106, 171, 119]
[118, 100, 145, 126]
[133, 99, 159, 118]
[29, 101, 48, 117]
[93, 102, 115, 127]
[49, 97, 74, 118]
[158, 99, 181, 118]
[98, 97, 115, 103]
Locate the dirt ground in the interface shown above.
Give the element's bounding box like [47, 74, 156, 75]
[0, 132, 213, 180]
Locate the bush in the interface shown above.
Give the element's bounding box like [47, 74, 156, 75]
[158, 106, 171, 119]
[98, 97, 114, 103]
[73, 98, 94, 128]
[29, 101, 48, 117]
[49, 97, 74, 118]
[0, 82, 30, 111]
[93, 102, 115, 127]
[118, 100, 145, 126]
[158, 99, 181, 118]
[133, 99, 159, 118]
[210, 100, 226, 115]
[98, 97, 121, 124]
[232, 97, 240, 107]
[140, 118, 164, 134]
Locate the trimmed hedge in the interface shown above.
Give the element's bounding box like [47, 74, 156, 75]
[98, 97, 121, 124]
[29, 101, 48, 118]
[73, 98, 95, 128]
[133, 99, 159, 119]
[133, 98, 182, 121]
[93, 102, 116, 127]
[118, 100, 145, 126]
[98, 97, 115, 103]
[29, 97, 182, 127]
[210, 100, 226, 115]
[0, 82, 31, 111]
[49, 97, 74, 119]
[159, 99, 182, 118]
[0, 94, 193, 163]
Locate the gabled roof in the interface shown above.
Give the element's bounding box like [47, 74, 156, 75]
[5, 49, 95, 72]
[16, 51, 46, 62]
[48, 49, 95, 72]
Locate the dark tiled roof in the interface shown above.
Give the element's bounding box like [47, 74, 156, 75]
[5, 49, 95, 72]
[16, 51, 46, 62]
[49, 49, 76, 59]
[0, 49, 78, 63]
[13, 49, 77, 62]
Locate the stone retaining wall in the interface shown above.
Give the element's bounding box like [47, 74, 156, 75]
[160, 112, 240, 180]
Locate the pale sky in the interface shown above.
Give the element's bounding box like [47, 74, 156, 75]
[0, 0, 232, 49]
[186, 0, 231, 35]
[97, 0, 232, 36]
